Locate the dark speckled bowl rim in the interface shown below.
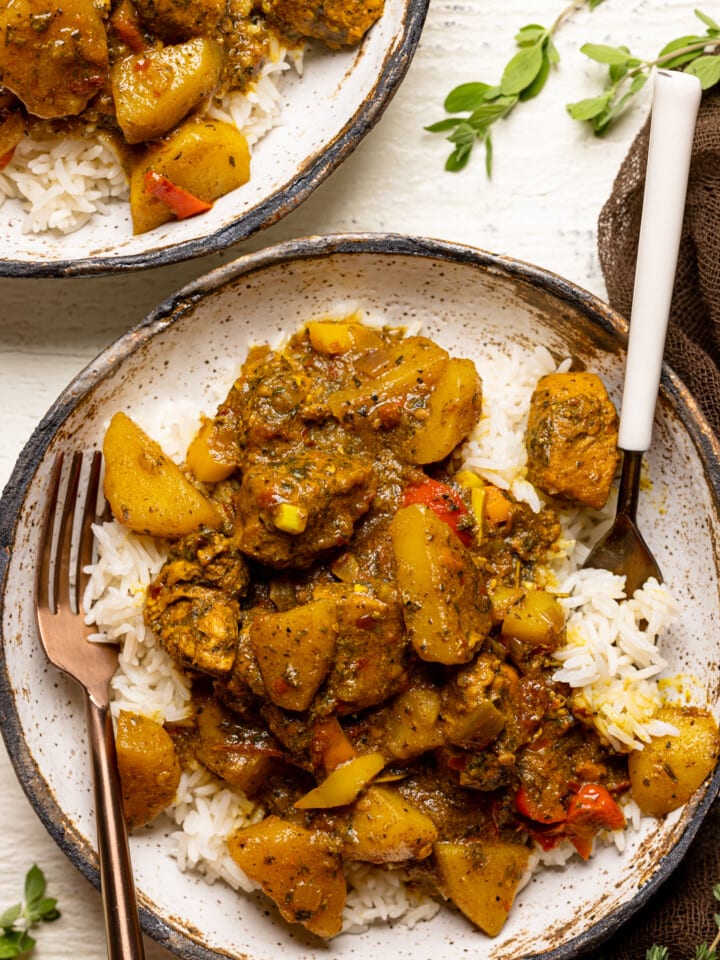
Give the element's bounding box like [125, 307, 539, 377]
[2, 233, 720, 959]
[0, 2, 429, 280]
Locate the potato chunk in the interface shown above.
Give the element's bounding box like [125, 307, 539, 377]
[116, 711, 181, 828]
[391, 504, 492, 664]
[629, 706, 719, 816]
[249, 598, 339, 711]
[227, 816, 346, 938]
[525, 371, 619, 509]
[129, 118, 250, 234]
[435, 839, 530, 936]
[0, 0, 108, 118]
[112, 38, 223, 144]
[403, 357, 482, 465]
[343, 786, 438, 863]
[103, 411, 223, 537]
[377, 684, 445, 760]
[328, 337, 449, 431]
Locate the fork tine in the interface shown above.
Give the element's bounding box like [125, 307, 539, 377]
[55, 452, 83, 615]
[77, 451, 103, 615]
[36, 452, 64, 615]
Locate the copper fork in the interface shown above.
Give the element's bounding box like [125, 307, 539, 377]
[35, 451, 146, 960]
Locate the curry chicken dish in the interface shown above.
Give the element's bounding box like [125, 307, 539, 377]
[0, 0, 383, 232]
[100, 318, 719, 939]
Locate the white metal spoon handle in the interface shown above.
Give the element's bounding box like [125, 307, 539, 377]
[618, 69, 701, 453]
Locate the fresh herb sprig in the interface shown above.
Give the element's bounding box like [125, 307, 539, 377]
[425, 0, 606, 175]
[0, 866, 61, 958]
[568, 9, 720, 133]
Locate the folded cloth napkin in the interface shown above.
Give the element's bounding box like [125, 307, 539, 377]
[594, 84, 720, 957]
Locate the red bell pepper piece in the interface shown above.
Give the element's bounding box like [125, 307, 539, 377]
[144, 170, 213, 220]
[566, 783, 626, 836]
[0, 147, 15, 171]
[402, 477, 472, 544]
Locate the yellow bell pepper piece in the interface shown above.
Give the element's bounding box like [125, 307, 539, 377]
[272, 502, 308, 534]
[294, 752, 385, 809]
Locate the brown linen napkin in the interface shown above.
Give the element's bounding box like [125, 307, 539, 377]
[598, 83, 720, 437]
[593, 85, 720, 957]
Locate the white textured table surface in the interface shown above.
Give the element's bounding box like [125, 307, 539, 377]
[0, 1, 706, 956]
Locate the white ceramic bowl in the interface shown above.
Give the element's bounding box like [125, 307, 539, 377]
[2, 234, 719, 958]
[0, 4, 427, 278]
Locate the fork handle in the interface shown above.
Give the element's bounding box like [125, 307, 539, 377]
[618, 69, 701, 452]
[85, 695, 146, 960]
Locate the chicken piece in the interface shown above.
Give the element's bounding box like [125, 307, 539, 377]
[260, 0, 384, 49]
[0, 0, 109, 118]
[116, 711, 181, 828]
[133, 0, 226, 42]
[194, 693, 283, 795]
[235, 446, 377, 568]
[525, 371, 619, 510]
[440, 654, 515, 750]
[220, 0, 275, 90]
[313, 582, 409, 711]
[144, 529, 250, 676]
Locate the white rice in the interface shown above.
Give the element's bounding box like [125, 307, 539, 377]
[0, 38, 299, 235]
[83, 328, 695, 933]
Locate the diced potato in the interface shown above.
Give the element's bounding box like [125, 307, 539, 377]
[434, 839, 530, 937]
[488, 585, 526, 625]
[629, 706, 720, 816]
[500, 589, 566, 650]
[343, 786, 438, 863]
[328, 337, 449, 422]
[404, 358, 482, 464]
[186, 417, 237, 483]
[305, 319, 383, 355]
[249, 598, 339, 711]
[379, 685, 445, 760]
[116, 711, 181, 829]
[391, 504, 492, 664]
[103, 411, 223, 537]
[111, 38, 224, 144]
[294, 752, 385, 809]
[129, 119, 251, 234]
[227, 815, 346, 938]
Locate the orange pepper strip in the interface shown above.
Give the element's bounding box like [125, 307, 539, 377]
[484, 485, 513, 525]
[144, 170, 213, 219]
[311, 717, 357, 771]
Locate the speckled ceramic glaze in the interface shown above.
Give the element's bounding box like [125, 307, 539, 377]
[2, 235, 720, 959]
[0, 2, 427, 278]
